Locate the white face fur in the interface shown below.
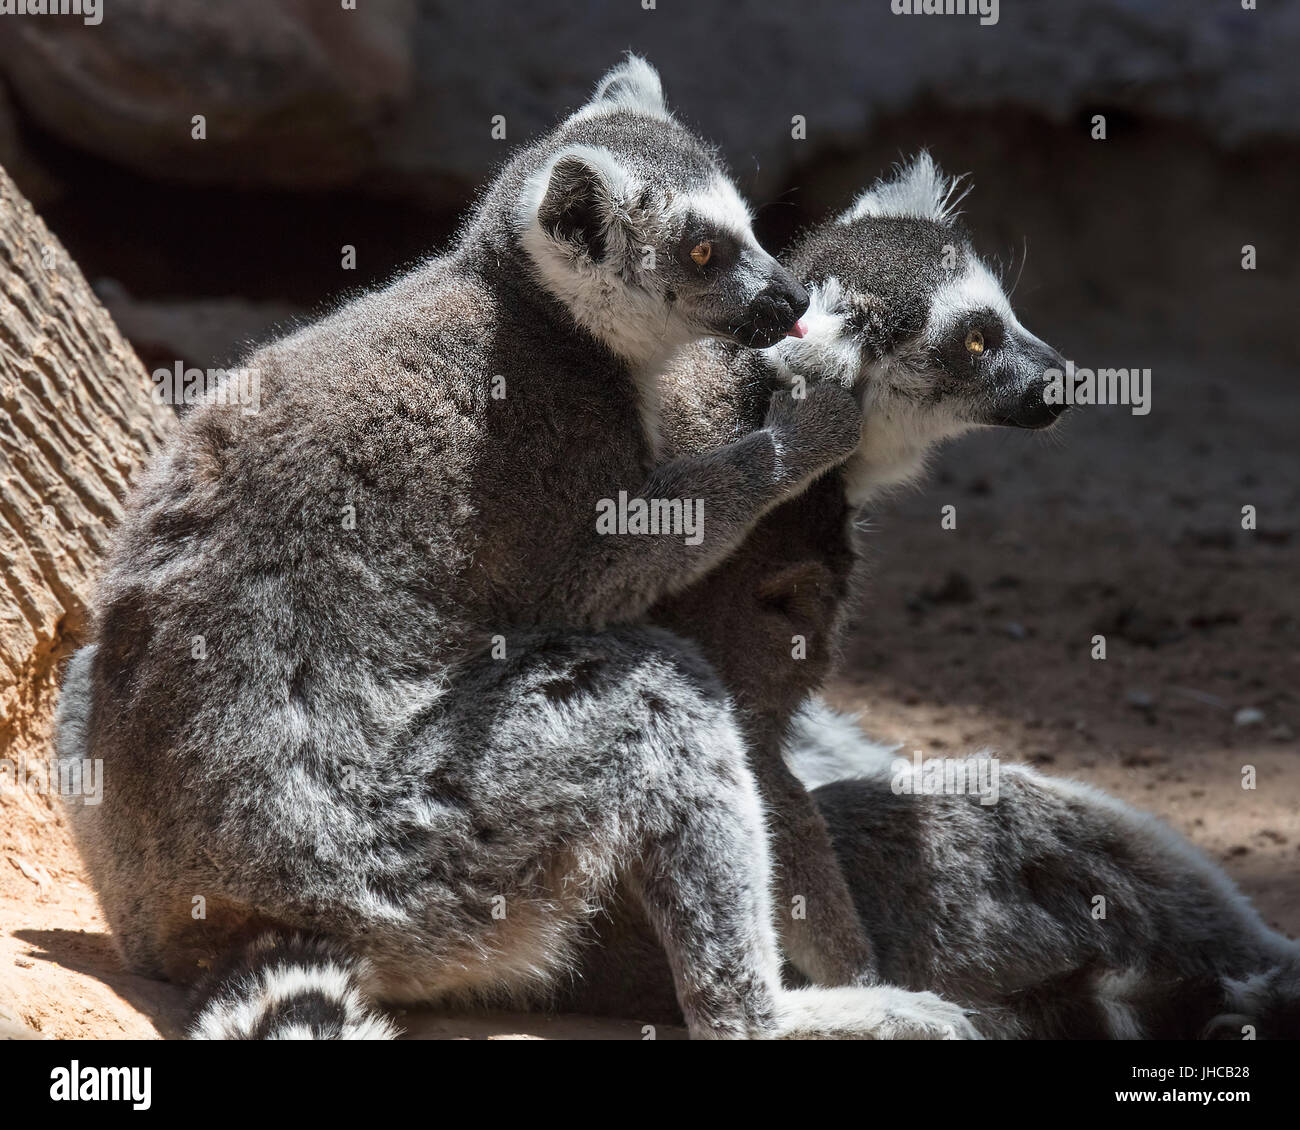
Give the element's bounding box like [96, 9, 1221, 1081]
[515, 57, 809, 377]
[772, 276, 978, 507]
[773, 153, 1067, 506]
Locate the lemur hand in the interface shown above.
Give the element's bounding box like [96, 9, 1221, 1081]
[763, 380, 863, 481]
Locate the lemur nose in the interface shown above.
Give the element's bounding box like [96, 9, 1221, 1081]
[739, 287, 808, 349]
[767, 265, 810, 323]
[787, 279, 811, 322]
[1018, 382, 1068, 428]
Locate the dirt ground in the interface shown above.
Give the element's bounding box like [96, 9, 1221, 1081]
[839, 321, 1299, 942]
[1, 312, 1296, 1040]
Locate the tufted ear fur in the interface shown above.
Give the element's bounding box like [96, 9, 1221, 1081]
[838, 151, 970, 226]
[534, 146, 634, 263]
[579, 53, 669, 120]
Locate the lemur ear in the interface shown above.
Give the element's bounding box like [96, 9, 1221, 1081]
[583, 54, 668, 119]
[536, 147, 631, 262]
[839, 151, 970, 226]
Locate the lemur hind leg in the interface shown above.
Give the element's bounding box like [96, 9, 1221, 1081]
[558, 741, 883, 1020]
[381, 625, 787, 1038]
[490, 628, 973, 1038]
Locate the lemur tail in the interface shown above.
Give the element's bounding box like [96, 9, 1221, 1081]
[189, 933, 400, 1040]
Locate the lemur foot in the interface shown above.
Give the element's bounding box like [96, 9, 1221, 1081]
[772, 985, 980, 1040]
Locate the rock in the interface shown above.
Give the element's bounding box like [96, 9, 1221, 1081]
[1233, 707, 1266, 728]
[1126, 690, 1155, 711]
[2, 0, 1297, 202]
[0, 1018, 43, 1040]
[0, 0, 417, 189]
[94, 281, 302, 376]
[412, 0, 1300, 201]
[0, 997, 43, 1040]
[1169, 686, 1229, 710]
[1095, 606, 1183, 649]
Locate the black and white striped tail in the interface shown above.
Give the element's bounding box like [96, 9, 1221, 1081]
[189, 933, 399, 1040]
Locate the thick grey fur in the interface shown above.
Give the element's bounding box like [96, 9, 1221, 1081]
[794, 703, 1300, 1040]
[556, 156, 1300, 1039]
[56, 63, 978, 1040]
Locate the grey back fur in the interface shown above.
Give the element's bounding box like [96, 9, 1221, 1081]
[562, 158, 1297, 1039]
[795, 701, 1300, 1039]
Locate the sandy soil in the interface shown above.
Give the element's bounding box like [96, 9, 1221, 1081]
[1, 320, 1295, 1040]
[837, 324, 1299, 942]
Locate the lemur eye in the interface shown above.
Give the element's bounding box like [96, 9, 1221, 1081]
[690, 241, 712, 266]
[964, 329, 985, 355]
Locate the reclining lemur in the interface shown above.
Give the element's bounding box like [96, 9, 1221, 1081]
[560, 156, 1300, 1039]
[55, 58, 978, 1039]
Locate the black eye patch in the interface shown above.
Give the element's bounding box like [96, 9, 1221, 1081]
[675, 226, 737, 273]
[934, 308, 1005, 375]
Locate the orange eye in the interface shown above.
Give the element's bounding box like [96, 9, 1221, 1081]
[964, 329, 985, 355]
[690, 241, 712, 266]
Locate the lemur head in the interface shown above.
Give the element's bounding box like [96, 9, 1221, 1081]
[516, 56, 808, 368]
[776, 152, 1068, 505]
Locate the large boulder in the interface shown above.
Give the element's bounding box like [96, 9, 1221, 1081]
[0, 0, 416, 189]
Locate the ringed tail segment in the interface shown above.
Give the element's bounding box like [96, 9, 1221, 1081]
[189, 933, 399, 1040]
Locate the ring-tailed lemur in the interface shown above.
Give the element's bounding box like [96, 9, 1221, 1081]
[556, 151, 1066, 1016]
[57, 63, 972, 1040]
[786, 702, 1300, 1040]
[561, 156, 1300, 1039]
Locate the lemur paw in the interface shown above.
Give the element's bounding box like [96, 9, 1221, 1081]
[764, 381, 863, 476]
[772, 985, 980, 1040]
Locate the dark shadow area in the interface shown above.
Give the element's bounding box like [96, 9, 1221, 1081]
[14, 928, 188, 1039]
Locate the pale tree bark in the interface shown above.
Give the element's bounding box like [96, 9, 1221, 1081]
[0, 165, 178, 1040]
[0, 162, 173, 753]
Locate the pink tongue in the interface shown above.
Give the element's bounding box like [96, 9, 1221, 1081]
[786, 318, 808, 339]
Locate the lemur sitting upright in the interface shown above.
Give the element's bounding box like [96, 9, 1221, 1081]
[58, 61, 973, 1040]
[563, 156, 1300, 1039]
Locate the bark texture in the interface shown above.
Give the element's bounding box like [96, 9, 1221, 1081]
[0, 162, 172, 748]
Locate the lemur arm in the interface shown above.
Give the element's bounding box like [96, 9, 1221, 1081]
[573, 381, 861, 627]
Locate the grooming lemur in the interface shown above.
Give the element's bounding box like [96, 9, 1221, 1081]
[58, 60, 978, 1040]
[252, 150, 1296, 1041]
[552, 150, 1060, 1016]
[561, 155, 1300, 1039]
